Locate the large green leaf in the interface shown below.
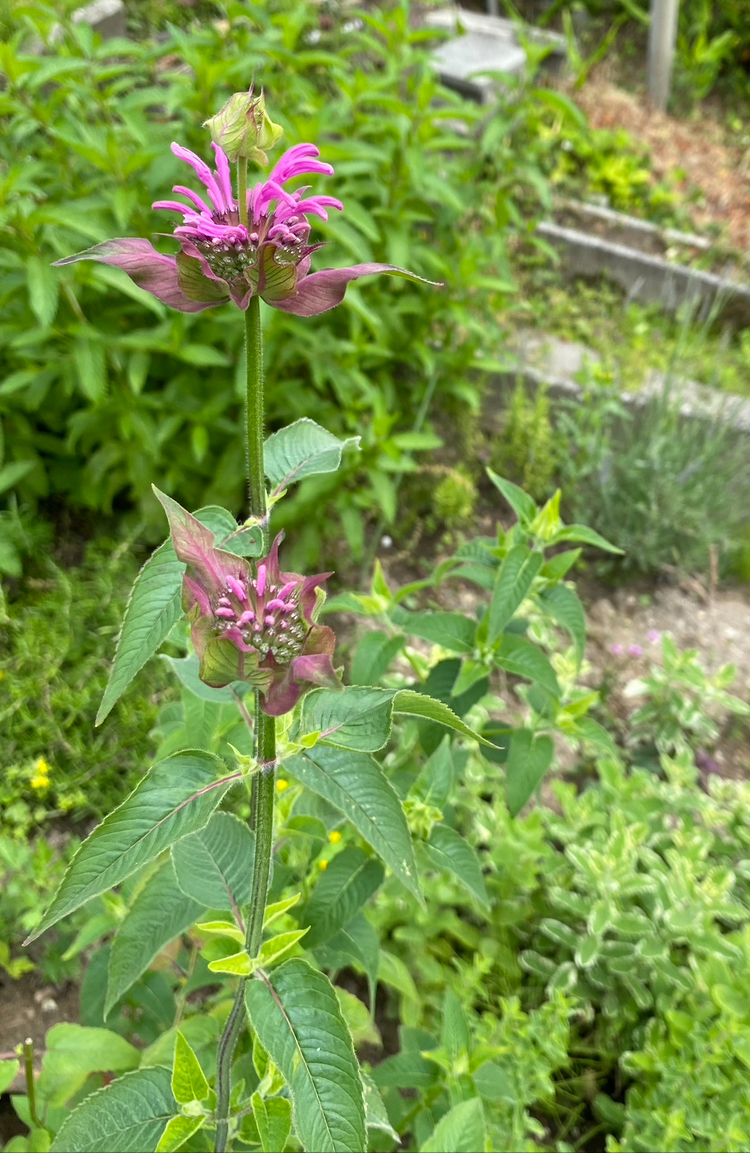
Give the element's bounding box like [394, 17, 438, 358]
[50, 1066, 175, 1153]
[252, 1093, 292, 1153]
[396, 610, 476, 654]
[393, 690, 495, 748]
[488, 545, 542, 643]
[96, 507, 260, 725]
[350, 630, 404, 686]
[245, 960, 365, 1153]
[106, 860, 204, 1016]
[27, 752, 234, 942]
[486, 469, 536, 524]
[541, 583, 586, 663]
[265, 418, 360, 493]
[171, 812, 255, 913]
[38, 1025, 140, 1108]
[506, 729, 555, 816]
[314, 914, 380, 1011]
[424, 824, 488, 908]
[301, 848, 384, 949]
[284, 747, 421, 902]
[421, 1098, 486, 1153]
[300, 687, 394, 752]
[494, 634, 560, 696]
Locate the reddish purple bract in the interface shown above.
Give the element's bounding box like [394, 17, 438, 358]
[155, 488, 340, 716]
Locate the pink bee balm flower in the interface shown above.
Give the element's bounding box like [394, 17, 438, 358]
[54, 141, 438, 315]
[154, 487, 341, 716]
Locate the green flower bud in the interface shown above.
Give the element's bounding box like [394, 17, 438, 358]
[204, 88, 283, 166]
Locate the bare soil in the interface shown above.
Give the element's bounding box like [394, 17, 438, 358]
[572, 79, 750, 252]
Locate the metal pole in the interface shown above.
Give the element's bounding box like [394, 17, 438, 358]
[648, 0, 680, 111]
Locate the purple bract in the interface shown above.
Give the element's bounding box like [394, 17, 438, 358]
[155, 488, 341, 716]
[54, 141, 438, 315]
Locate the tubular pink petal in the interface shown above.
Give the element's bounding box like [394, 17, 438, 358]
[212, 142, 235, 210]
[152, 199, 196, 216]
[172, 185, 216, 215]
[53, 238, 222, 313]
[171, 142, 228, 213]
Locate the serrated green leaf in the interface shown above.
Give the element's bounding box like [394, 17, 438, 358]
[284, 747, 421, 902]
[506, 729, 554, 816]
[486, 469, 536, 524]
[265, 418, 360, 493]
[37, 1025, 140, 1109]
[264, 893, 301, 927]
[251, 1093, 292, 1153]
[0, 1059, 19, 1095]
[171, 1033, 209, 1105]
[397, 610, 477, 654]
[106, 859, 204, 1016]
[155, 1115, 203, 1153]
[208, 950, 252, 975]
[314, 914, 380, 1012]
[393, 690, 495, 747]
[196, 920, 244, 943]
[488, 545, 542, 643]
[541, 583, 586, 662]
[50, 1066, 176, 1153]
[171, 812, 255, 915]
[299, 687, 394, 751]
[27, 752, 234, 942]
[422, 1097, 486, 1152]
[442, 988, 470, 1062]
[257, 929, 309, 967]
[245, 959, 365, 1153]
[301, 848, 384, 948]
[494, 634, 560, 696]
[350, 630, 404, 686]
[362, 1074, 399, 1141]
[424, 824, 489, 907]
[96, 507, 250, 725]
[552, 523, 623, 554]
[27, 256, 59, 327]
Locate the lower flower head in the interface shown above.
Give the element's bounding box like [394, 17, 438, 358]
[154, 488, 341, 715]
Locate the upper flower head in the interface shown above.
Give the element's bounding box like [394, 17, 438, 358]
[150, 140, 344, 310]
[154, 487, 341, 716]
[54, 135, 440, 316]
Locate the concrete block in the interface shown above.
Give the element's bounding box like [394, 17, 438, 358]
[424, 5, 565, 101]
[432, 33, 526, 101]
[537, 220, 750, 327]
[72, 0, 126, 37]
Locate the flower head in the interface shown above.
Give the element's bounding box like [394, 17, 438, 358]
[154, 487, 341, 715]
[55, 139, 439, 316]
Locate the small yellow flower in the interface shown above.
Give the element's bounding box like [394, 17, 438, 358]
[318, 859, 328, 871]
[30, 756, 51, 789]
[276, 779, 289, 793]
[328, 830, 342, 845]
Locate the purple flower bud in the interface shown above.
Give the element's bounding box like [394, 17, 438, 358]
[609, 643, 624, 656]
[628, 644, 644, 658]
[648, 629, 661, 644]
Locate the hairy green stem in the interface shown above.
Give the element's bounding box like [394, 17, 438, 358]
[237, 158, 248, 228]
[244, 298, 267, 527]
[215, 278, 275, 1153]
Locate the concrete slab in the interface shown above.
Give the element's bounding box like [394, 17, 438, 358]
[432, 33, 526, 100]
[538, 221, 750, 327]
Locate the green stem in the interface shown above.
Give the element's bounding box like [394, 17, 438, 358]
[23, 1038, 39, 1129]
[237, 158, 248, 228]
[214, 277, 275, 1153]
[244, 297, 267, 529]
